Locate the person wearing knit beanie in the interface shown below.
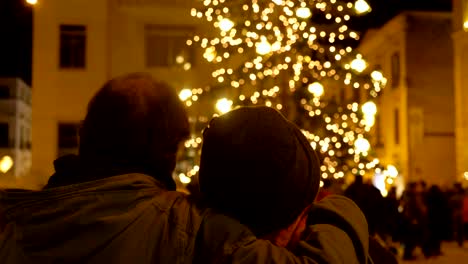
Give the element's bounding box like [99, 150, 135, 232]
[199, 106, 321, 237]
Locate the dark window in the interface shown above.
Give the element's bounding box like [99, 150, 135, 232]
[60, 25, 86, 69]
[394, 109, 400, 145]
[58, 123, 80, 156]
[25, 127, 31, 150]
[20, 126, 24, 149]
[0, 123, 9, 148]
[391, 52, 400, 89]
[339, 88, 345, 103]
[0, 85, 10, 99]
[376, 113, 384, 147]
[145, 25, 194, 68]
[352, 88, 360, 103]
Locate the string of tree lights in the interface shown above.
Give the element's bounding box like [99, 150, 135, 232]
[177, 0, 391, 185]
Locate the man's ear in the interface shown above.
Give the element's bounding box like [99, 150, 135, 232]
[262, 205, 312, 248]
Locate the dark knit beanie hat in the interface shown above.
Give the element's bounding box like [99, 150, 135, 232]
[199, 106, 321, 236]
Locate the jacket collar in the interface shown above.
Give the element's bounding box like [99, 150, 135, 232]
[45, 154, 176, 190]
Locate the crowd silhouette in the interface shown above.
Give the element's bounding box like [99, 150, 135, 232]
[326, 177, 468, 260]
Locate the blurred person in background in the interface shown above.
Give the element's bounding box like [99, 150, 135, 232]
[401, 182, 428, 260]
[345, 175, 385, 237]
[423, 185, 448, 257]
[451, 183, 466, 247]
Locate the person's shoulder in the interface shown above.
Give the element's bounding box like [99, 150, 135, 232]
[148, 190, 206, 236]
[307, 195, 370, 263]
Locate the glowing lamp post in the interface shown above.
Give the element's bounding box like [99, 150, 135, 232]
[0, 156, 14, 174]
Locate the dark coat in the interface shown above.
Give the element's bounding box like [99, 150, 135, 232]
[1, 174, 371, 263]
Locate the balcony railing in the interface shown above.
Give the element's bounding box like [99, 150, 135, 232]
[117, 0, 194, 8]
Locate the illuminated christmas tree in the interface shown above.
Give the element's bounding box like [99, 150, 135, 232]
[177, 0, 387, 184]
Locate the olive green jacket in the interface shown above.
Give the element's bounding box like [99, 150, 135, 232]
[0, 174, 370, 263]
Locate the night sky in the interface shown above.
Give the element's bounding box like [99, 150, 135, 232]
[0, 0, 452, 86]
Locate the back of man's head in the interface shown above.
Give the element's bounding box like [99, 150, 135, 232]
[199, 106, 321, 236]
[79, 73, 189, 189]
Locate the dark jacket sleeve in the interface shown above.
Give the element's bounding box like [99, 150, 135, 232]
[194, 195, 370, 264]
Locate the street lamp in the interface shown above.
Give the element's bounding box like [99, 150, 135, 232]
[0, 156, 14, 173]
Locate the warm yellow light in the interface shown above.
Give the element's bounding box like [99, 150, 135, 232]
[296, 7, 312, 19]
[464, 172, 468, 180]
[354, 138, 370, 154]
[387, 165, 399, 178]
[26, 0, 38, 5]
[308, 82, 324, 97]
[0, 156, 13, 173]
[256, 37, 272, 55]
[362, 101, 377, 116]
[179, 89, 192, 101]
[219, 18, 235, 31]
[351, 55, 367, 72]
[354, 0, 371, 14]
[364, 117, 375, 128]
[179, 173, 191, 184]
[272, 0, 283, 5]
[176, 55, 184, 64]
[204, 47, 216, 62]
[216, 98, 233, 114]
[381, 189, 388, 197]
[464, 21, 468, 30]
[371, 70, 384, 82]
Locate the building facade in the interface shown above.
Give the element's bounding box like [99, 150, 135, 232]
[359, 12, 456, 187]
[30, 0, 213, 188]
[453, 0, 468, 183]
[0, 77, 32, 187]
